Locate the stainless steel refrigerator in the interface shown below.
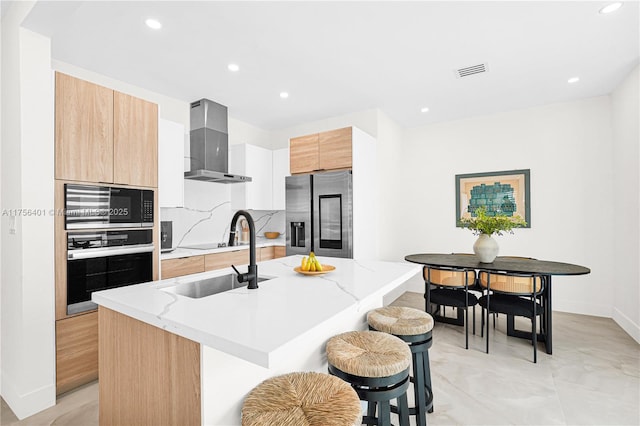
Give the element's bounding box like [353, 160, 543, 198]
[285, 170, 353, 258]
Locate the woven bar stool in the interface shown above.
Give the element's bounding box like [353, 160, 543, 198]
[327, 330, 412, 426]
[367, 306, 434, 426]
[241, 371, 361, 426]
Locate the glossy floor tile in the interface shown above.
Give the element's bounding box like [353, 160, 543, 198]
[2, 291, 639, 425]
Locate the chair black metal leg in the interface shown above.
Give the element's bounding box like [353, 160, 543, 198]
[532, 296, 537, 363]
[464, 306, 469, 349]
[485, 302, 490, 354]
[472, 305, 476, 335]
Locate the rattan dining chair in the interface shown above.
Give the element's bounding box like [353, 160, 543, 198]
[478, 270, 545, 363]
[424, 265, 477, 349]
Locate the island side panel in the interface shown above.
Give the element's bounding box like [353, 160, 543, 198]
[98, 307, 201, 426]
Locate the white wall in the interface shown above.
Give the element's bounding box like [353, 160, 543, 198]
[383, 97, 616, 318]
[1, 1, 56, 418]
[611, 65, 640, 342]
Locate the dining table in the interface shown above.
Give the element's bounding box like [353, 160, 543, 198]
[404, 253, 590, 354]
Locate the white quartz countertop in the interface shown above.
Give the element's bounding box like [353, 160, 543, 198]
[92, 255, 420, 368]
[161, 237, 285, 260]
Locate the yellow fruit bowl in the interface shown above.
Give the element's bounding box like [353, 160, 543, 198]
[264, 232, 281, 239]
[294, 265, 336, 275]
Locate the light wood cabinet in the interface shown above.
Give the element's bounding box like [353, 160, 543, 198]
[54, 72, 158, 188]
[289, 127, 352, 174]
[318, 127, 352, 171]
[161, 256, 205, 279]
[259, 246, 275, 261]
[274, 245, 286, 258]
[114, 92, 158, 187]
[162, 245, 286, 279]
[56, 312, 99, 395]
[205, 249, 250, 271]
[55, 72, 114, 183]
[289, 133, 319, 174]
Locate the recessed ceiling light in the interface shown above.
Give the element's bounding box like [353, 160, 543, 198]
[280, 92, 289, 99]
[145, 18, 162, 30]
[568, 77, 580, 84]
[420, 107, 430, 113]
[599, 2, 623, 14]
[228, 64, 239, 72]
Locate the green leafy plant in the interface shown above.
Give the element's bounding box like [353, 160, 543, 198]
[458, 207, 527, 236]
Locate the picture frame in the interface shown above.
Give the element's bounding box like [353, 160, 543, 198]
[455, 169, 531, 227]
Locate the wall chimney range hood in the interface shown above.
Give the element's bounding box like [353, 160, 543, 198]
[184, 99, 252, 184]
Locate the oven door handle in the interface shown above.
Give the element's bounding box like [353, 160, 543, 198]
[68, 244, 155, 260]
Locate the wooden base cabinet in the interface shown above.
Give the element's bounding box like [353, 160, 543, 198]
[161, 256, 205, 279]
[204, 249, 250, 271]
[56, 312, 98, 395]
[161, 246, 287, 279]
[274, 245, 286, 258]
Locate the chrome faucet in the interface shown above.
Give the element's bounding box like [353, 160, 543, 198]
[228, 210, 258, 290]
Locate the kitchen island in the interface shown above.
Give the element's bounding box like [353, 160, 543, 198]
[92, 255, 421, 426]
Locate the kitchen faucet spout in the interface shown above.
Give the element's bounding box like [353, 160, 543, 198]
[228, 210, 258, 289]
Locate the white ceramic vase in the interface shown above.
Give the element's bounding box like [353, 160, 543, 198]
[473, 233, 499, 263]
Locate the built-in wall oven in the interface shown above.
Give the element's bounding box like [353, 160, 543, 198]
[66, 229, 154, 315]
[64, 183, 155, 315]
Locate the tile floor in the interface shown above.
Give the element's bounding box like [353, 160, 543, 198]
[2, 291, 639, 425]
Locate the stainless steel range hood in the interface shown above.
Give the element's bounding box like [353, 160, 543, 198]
[184, 99, 252, 184]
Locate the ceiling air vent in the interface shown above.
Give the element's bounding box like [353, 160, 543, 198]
[455, 63, 489, 78]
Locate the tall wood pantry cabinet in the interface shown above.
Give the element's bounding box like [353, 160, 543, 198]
[54, 72, 159, 395]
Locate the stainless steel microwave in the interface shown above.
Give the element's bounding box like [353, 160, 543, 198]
[65, 184, 154, 230]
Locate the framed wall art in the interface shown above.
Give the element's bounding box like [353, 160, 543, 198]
[455, 169, 531, 227]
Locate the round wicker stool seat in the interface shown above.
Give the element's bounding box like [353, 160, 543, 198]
[327, 330, 412, 426]
[367, 306, 435, 426]
[241, 371, 361, 426]
[367, 306, 434, 336]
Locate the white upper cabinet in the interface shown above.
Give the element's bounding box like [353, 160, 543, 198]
[158, 118, 185, 207]
[230, 144, 289, 210]
[272, 148, 289, 210]
[230, 143, 273, 210]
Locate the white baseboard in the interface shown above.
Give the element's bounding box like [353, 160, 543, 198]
[612, 308, 640, 344]
[1, 370, 55, 420]
[550, 299, 611, 318]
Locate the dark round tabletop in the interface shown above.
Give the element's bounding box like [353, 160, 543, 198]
[405, 254, 590, 276]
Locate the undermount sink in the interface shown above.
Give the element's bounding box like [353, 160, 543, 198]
[162, 274, 274, 299]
